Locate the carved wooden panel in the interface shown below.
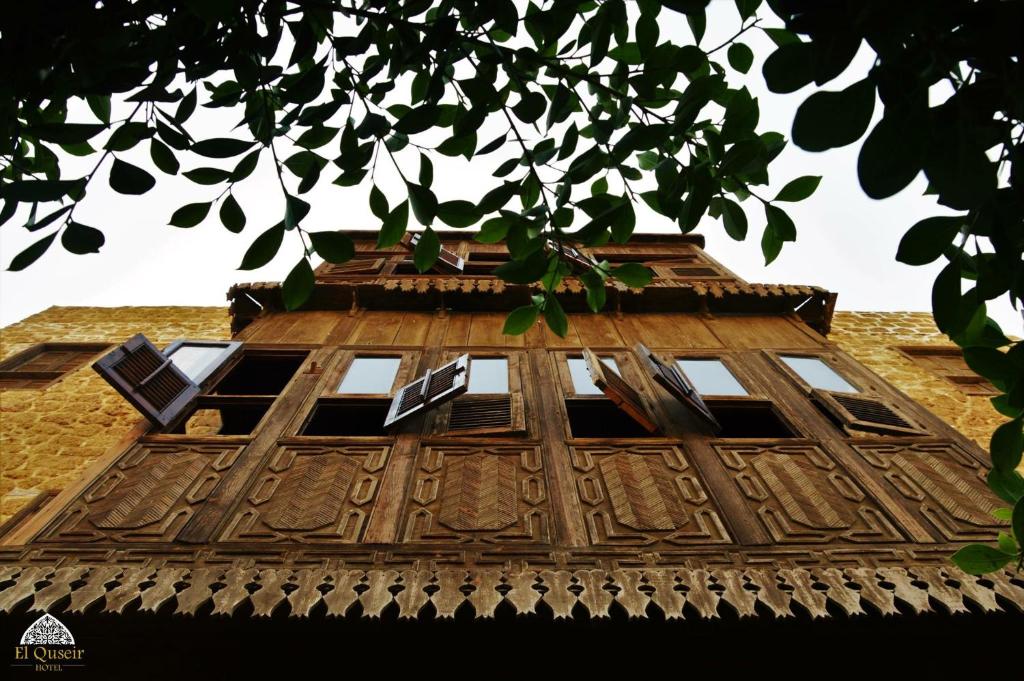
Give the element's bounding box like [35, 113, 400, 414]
[715, 443, 904, 544]
[36, 443, 243, 543]
[570, 445, 730, 546]
[402, 446, 550, 543]
[219, 445, 389, 543]
[852, 442, 1003, 541]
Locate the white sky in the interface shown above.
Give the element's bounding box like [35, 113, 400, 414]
[1, 4, 1020, 336]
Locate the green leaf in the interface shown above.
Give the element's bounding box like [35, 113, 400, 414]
[895, 216, 963, 266]
[239, 223, 285, 270]
[369, 185, 389, 221]
[282, 259, 314, 311]
[495, 250, 549, 284]
[394, 104, 440, 135]
[543, 294, 568, 338]
[310, 231, 355, 264]
[503, 304, 539, 335]
[1, 179, 81, 202]
[25, 205, 72, 232]
[1013, 498, 1024, 546]
[988, 468, 1024, 505]
[721, 87, 759, 143]
[150, 138, 179, 175]
[108, 159, 156, 195]
[762, 42, 814, 94]
[296, 126, 338, 149]
[169, 202, 211, 228]
[858, 114, 925, 199]
[230, 150, 261, 182]
[191, 137, 255, 158]
[377, 200, 409, 248]
[86, 95, 111, 123]
[407, 183, 437, 226]
[950, 544, 1013, 575]
[775, 176, 821, 202]
[175, 88, 197, 123]
[735, 0, 762, 21]
[727, 43, 753, 73]
[931, 259, 962, 333]
[991, 419, 1023, 473]
[419, 153, 434, 188]
[765, 204, 796, 240]
[998, 532, 1018, 556]
[60, 221, 104, 254]
[612, 263, 653, 288]
[963, 347, 1011, 386]
[512, 91, 546, 124]
[720, 197, 748, 240]
[7, 232, 57, 271]
[284, 195, 309, 230]
[414, 227, 441, 273]
[105, 122, 152, 152]
[477, 217, 510, 244]
[793, 79, 875, 152]
[219, 194, 246, 233]
[437, 200, 480, 228]
[183, 167, 230, 185]
[581, 269, 607, 313]
[993, 507, 1013, 521]
[29, 123, 104, 144]
[761, 224, 783, 265]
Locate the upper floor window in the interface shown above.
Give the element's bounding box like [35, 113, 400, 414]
[676, 359, 748, 396]
[466, 358, 509, 393]
[567, 356, 618, 395]
[0, 342, 109, 390]
[336, 357, 401, 394]
[780, 355, 858, 393]
[896, 345, 999, 396]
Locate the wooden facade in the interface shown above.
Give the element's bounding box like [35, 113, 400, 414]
[1, 231, 1021, 621]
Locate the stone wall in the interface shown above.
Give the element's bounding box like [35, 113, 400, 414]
[0, 306, 1006, 525]
[1, 306, 230, 522]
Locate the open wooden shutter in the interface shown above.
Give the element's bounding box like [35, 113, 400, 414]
[320, 258, 385, 276]
[93, 334, 199, 426]
[545, 239, 592, 270]
[445, 393, 526, 436]
[812, 389, 924, 436]
[399, 233, 465, 273]
[384, 354, 470, 428]
[582, 349, 659, 433]
[633, 343, 721, 432]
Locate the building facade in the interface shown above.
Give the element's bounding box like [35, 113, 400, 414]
[0, 231, 1020, 622]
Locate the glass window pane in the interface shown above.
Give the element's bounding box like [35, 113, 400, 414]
[167, 344, 227, 382]
[337, 357, 401, 394]
[568, 357, 619, 395]
[677, 359, 747, 396]
[467, 358, 508, 393]
[781, 356, 858, 393]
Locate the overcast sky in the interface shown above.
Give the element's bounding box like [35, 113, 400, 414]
[2, 4, 1020, 336]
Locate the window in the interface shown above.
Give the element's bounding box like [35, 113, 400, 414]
[780, 356, 859, 393]
[164, 340, 242, 385]
[676, 359, 748, 396]
[563, 350, 659, 437]
[897, 345, 999, 396]
[0, 343, 109, 390]
[384, 354, 469, 428]
[337, 357, 401, 394]
[317, 258, 385, 277]
[770, 352, 923, 437]
[442, 356, 525, 436]
[398, 233, 464, 273]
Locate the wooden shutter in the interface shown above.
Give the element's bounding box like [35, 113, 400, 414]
[320, 258, 385, 276]
[384, 354, 470, 428]
[93, 334, 199, 426]
[399, 233, 465, 273]
[633, 343, 722, 432]
[545, 239, 592, 270]
[445, 393, 526, 436]
[582, 349, 659, 433]
[812, 389, 924, 436]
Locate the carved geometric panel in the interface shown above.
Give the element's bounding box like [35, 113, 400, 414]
[716, 443, 904, 544]
[403, 446, 550, 543]
[36, 443, 243, 543]
[853, 442, 1003, 541]
[570, 445, 731, 546]
[219, 445, 389, 543]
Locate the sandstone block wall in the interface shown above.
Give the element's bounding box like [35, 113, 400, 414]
[0, 307, 1006, 525]
[0, 306, 230, 522]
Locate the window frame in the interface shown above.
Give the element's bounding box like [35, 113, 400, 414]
[163, 339, 243, 387]
[431, 351, 528, 437]
[0, 342, 111, 390]
[895, 345, 1000, 396]
[764, 351, 865, 395]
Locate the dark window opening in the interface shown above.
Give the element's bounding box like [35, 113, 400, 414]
[211, 351, 306, 395]
[462, 261, 508, 275]
[300, 400, 391, 436]
[707, 402, 795, 438]
[566, 399, 652, 438]
[170, 400, 270, 435]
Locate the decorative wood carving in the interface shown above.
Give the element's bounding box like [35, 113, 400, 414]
[853, 442, 1003, 541]
[34, 443, 243, 543]
[403, 446, 550, 543]
[219, 445, 389, 543]
[570, 445, 730, 546]
[715, 443, 904, 544]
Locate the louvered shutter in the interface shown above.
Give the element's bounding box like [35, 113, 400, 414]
[384, 354, 470, 428]
[545, 239, 591, 270]
[582, 349, 659, 433]
[445, 393, 526, 436]
[633, 343, 722, 432]
[811, 389, 924, 436]
[93, 334, 199, 426]
[399, 233, 465, 273]
[320, 258, 385, 276]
